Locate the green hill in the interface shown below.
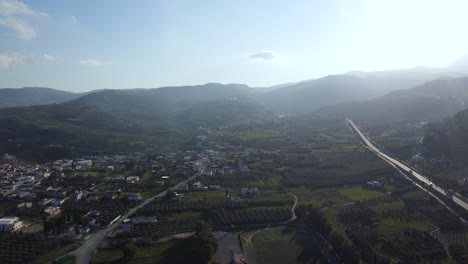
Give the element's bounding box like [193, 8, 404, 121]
[0, 87, 80, 108]
[0, 84, 271, 160]
[317, 77, 468, 121]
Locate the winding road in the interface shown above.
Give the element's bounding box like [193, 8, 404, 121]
[239, 192, 298, 264]
[347, 119, 468, 215]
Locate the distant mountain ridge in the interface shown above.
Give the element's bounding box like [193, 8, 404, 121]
[0, 87, 80, 108]
[317, 77, 468, 121]
[259, 57, 468, 114]
[2, 56, 468, 160]
[260, 75, 377, 113]
[0, 83, 273, 160]
[423, 105, 468, 162]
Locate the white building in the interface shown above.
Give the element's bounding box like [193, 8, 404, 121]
[0, 217, 23, 232]
[126, 175, 140, 184]
[44, 206, 61, 217]
[365, 181, 382, 188]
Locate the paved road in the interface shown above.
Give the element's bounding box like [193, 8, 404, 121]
[289, 192, 298, 221]
[69, 175, 196, 264]
[239, 193, 297, 264]
[347, 119, 468, 212]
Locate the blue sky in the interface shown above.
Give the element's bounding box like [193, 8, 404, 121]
[1, 0, 468, 92]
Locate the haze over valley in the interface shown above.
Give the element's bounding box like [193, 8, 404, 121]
[2, 1, 468, 264]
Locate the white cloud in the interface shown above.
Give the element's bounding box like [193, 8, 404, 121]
[0, 0, 46, 40]
[248, 50, 279, 61]
[79, 59, 108, 66]
[71, 15, 77, 23]
[0, 53, 26, 69]
[43, 53, 58, 62]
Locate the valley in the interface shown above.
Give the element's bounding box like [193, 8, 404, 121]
[2, 59, 468, 264]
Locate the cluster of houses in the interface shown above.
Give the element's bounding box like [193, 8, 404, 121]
[0, 216, 23, 232]
[0, 153, 152, 234]
[0, 137, 261, 236]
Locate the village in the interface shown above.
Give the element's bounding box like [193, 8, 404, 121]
[0, 139, 260, 241]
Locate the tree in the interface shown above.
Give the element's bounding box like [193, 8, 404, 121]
[193, 221, 218, 263]
[294, 204, 308, 219]
[122, 242, 137, 261]
[329, 230, 345, 255]
[341, 242, 360, 264]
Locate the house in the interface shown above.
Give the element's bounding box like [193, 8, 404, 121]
[72, 191, 84, 201]
[172, 192, 184, 198]
[76, 160, 93, 168]
[239, 165, 251, 173]
[131, 216, 158, 224]
[241, 187, 258, 197]
[126, 176, 140, 184]
[39, 198, 54, 206]
[192, 181, 208, 191]
[365, 181, 382, 188]
[0, 217, 23, 232]
[17, 202, 32, 210]
[85, 210, 102, 217]
[51, 198, 61, 207]
[128, 193, 142, 202]
[44, 206, 61, 217]
[120, 218, 132, 229]
[201, 170, 213, 176]
[110, 176, 125, 183]
[16, 191, 30, 199]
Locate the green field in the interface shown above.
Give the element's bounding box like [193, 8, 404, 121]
[254, 239, 304, 264]
[251, 227, 295, 242]
[236, 133, 281, 140]
[377, 218, 435, 234]
[338, 186, 381, 201]
[93, 241, 176, 263]
[93, 248, 124, 263]
[290, 187, 352, 206]
[251, 228, 326, 264]
[34, 243, 80, 264]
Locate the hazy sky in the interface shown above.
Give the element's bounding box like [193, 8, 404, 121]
[1, 0, 467, 92]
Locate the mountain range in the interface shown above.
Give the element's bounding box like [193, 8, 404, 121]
[0, 87, 80, 108]
[1, 56, 468, 160]
[423, 106, 468, 162]
[317, 77, 468, 121]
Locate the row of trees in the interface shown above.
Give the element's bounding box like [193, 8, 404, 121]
[122, 221, 218, 264]
[136, 196, 293, 215]
[208, 207, 291, 226]
[0, 232, 61, 263]
[336, 203, 449, 263]
[295, 204, 361, 264]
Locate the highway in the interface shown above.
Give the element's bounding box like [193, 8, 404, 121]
[347, 119, 468, 212]
[69, 175, 196, 264]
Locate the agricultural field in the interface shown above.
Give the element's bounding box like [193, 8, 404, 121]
[338, 186, 382, 201]
[93, 240, 184, 264]
[127, 185, 295, 237]
[88, 118, 467, 263]
[248, 227, 327, 264]
[33, 243, 80, 264]
[0, 233, 67, 264]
